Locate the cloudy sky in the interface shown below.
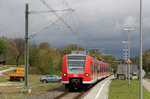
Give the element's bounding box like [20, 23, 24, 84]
[0, 0, 150, 59]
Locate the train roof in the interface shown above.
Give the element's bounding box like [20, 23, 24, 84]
[66, 51, 109, 65]
[67, 51, 87, 56]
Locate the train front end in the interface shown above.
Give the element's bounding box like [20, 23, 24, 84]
[62, 51, 91, 91]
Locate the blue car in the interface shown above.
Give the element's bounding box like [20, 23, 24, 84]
[40, 75, 62, 83]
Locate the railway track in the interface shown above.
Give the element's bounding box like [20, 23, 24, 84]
[54, 91, 85, 99]
[54, 76, 109, 99]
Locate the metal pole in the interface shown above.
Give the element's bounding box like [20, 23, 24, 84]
[24, 3, 29, 89]
[128, 31, 130, 85]
[139, 0, 143, 98]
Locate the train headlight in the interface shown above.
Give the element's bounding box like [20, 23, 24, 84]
[85, 73, 89, 76]
[63, 73, 67, 76]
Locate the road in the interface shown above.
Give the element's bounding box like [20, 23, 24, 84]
[0, 67, 16, 76]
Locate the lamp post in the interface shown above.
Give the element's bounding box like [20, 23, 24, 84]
[139, 0, 143, 99]
[122, 41, 128, 80]
[123, 28, 135, 85]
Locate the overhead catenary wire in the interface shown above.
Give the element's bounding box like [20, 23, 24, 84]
[61, 0, 92, 47]
[29, 9, 73, 14]
[62, 0, 97, 48]
[29, 0, 91, 48]
[29, 10, 73, 39]
[40, 0, 81, 46]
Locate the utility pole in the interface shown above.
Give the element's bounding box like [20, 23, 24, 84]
[123, 27, 135, 86]
[22, 0, 73, 93]
[22, 1, 30, 93]
[139, 0, 143, 98]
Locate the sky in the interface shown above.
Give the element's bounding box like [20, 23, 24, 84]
[0, 0, 150, 59]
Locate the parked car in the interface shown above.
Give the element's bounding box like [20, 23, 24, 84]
[40, 75, 62, 83]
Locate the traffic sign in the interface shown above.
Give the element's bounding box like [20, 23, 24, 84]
[127, 59, 131, 63]
[136, 69, 145, 78]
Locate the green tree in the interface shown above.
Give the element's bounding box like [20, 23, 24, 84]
[7, 38, 24, 66]
[0, 38, 8, 57]
[143, 49, 150, 73]
[103, 55, 117, 72]
[88, 49, 102, 60]
[38, 42, 51, 50]
[131, 56, 140, 67]
[61, 44, 84, 55]
[13, 38, 25, 66]
[29, 43, 62, 74]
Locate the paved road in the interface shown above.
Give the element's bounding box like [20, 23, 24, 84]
[143, 79, 150, 92]
[0, 67, 16, 76]
[83, 76, 114, 99]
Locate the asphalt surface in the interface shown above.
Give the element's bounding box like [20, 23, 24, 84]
[83, 76, 114, 99]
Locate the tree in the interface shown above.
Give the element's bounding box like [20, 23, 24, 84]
[7, 38, 25, 66]
[0, 38, 8, 57]
[131, 56, 140, 67]
[103, 55, 117, 72]
[29, 44, 39, 67]
[143, 49, 150, 73]
[39, 42, 51, 50]
[88, 49, 102, 60]
[61, 44, 84, 55]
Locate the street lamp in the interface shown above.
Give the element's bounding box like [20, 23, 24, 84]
[123, 27, 135, 85]
[139, 0, 143, 99]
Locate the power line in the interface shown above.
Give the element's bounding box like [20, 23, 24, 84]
[40, 0, 81, 46]
[29, 9, 73, 14]
[29, 10, 73, 39]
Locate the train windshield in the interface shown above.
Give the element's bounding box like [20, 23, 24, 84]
[67, 56, 86, 74]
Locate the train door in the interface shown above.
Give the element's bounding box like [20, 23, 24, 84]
[95, 62, 97, 80]
[98, 64, 100, 78]
[104, 64, 105, 75]
[91, 61, 94, 81]
[100, 63, 101, 77]
[102, 64, 104, 76]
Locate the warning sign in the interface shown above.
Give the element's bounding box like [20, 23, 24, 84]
[127, 59, 131, 63]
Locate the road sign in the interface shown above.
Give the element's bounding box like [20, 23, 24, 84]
[136, 69, 145, 78]
[127, 59, 131, 63]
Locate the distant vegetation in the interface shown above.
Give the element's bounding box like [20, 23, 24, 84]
[130, 48, 150, 73]
[0, 36, 128, 74]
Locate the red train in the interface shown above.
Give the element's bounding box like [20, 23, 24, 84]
[62, 51, 110, 91]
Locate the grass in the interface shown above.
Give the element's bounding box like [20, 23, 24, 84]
[109, 79, 150, 99]
[5, 65, 21, 67]
[0, 70, 62, 99]
[0, 77, 9, 82]
[147, 72, 150, 75]
[0, 67, 9, 71]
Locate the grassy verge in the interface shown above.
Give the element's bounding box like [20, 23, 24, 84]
[147, 72, 150, 75]
[109, 79, 150, 99]
[0, 67, 9, 71]
[0, 74, 62, 99]
[5, 65, 21, 67]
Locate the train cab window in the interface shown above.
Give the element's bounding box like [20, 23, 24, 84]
[67, 56, 86, 74]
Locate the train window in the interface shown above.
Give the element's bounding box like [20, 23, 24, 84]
[67, 56, 86, 74]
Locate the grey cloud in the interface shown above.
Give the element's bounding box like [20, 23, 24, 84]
[1, 0, 150, 59]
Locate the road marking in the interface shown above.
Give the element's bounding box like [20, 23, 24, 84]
[95, 78, 110, 99]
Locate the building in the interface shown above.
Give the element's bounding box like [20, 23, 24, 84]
[116, 64, 138, 79]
